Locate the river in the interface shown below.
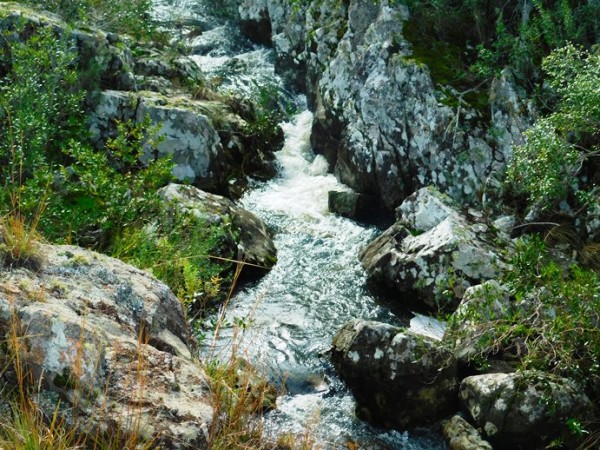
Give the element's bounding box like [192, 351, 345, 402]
[153, 1, 448, 448]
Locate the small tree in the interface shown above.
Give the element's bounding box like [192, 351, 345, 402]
[506, 44, 599, 210]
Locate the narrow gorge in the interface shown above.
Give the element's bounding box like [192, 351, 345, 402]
[0, 0, 598, 449]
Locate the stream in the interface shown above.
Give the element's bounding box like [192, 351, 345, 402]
[153, 1, 448, 448]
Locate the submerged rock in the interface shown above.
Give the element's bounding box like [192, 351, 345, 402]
[159, 183, 277, 270]
[360, 188, 509, 311]
[0, 244, 213, 448]
[328, 190, 378, 221]
[460, 371, 595, 448]
[331, 319, 457, 429]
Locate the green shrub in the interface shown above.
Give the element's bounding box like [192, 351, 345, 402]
[34, 117, 174, 248]
[0, 24, 84, 183]
[0, 23, 173, 251]
[449, 235, 600, 402]
[506, 44, 600, 209]
[22, 0, 156, 39]
[112, 210, 233, 316]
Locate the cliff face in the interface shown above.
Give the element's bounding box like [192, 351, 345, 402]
[240, 0, 530, 210]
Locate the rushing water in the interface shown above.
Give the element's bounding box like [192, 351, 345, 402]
[209, 109, 447, 449]
[152, 1, 448, 447]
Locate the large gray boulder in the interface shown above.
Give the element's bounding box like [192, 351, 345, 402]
[158, 183, 277, 269]
[360, 188, 509, 311]
[331, 319, 457, 429]
[0, 244, 213, 448]
[239, 0, 531, 211]
[460, 371, 595, 448]
[88, 90, 242, 192]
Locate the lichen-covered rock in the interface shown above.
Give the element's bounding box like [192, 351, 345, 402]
[134, 50, 206, 92]
[88, 90, 228, 190]
[331, 319, 457, 429]
[360, 188, 509, 311]
[159, 183, 277, 269]
[88, 89, 278, 194]
[0, 244, 213, 448]
[460, 371, 595, 448]
[239, 0, 531, 211]
[442, 415, 493, 450]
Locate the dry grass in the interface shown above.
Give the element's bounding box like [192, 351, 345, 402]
[0, 298, 156, 450]
[0, 258, 318, 450]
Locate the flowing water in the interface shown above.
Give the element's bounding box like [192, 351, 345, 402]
[152, 1, 448, 448]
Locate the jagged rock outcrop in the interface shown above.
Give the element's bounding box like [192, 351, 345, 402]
[460, 371, 595, 448]
[442, 415, 493, 450]
[87, 89, 277, 194]
[159, 183, 277, 269]
[331, 319, 457, 429]
[239, 0, 531, 210]
[360, 188, 509, 311]
[0, 244, 213, 448]
[88, 90, 225, 188]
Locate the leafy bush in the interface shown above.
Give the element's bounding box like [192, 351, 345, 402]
[449, 235, 600, 402]
[506, 44, 599, 209]
[22, 0, 156, 39]
[0, 24, 84, 182]
[112, 209, 233, 316]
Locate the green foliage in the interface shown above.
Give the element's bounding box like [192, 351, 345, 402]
[0, 23, 173, 251]
[449, 235, 600, 403]
[35, 117, 174, 247]
[506, 44, 599, 209]
[22, 0, 156, 39]
[112, 210, 233, 316]
[0, 24, 84, 181]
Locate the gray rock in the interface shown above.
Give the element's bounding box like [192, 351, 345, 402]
[159, 184, 277, 269]
[460, 371, 595, 448]
[88, 90, 226, 190]
[442, 415, 493, 450]
[0, 244, 213, 448]
[328, 190, 376, 221]
[360, 188, 509, 311]
[331, 319, 457, 429]
[239, 0, 532, 211]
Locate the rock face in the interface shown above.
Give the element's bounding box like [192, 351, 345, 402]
[460, 371, 595, 448]
[0, 244, 213, 448]
[360, 188, 509, 311]
[159, 183, 277, 269]
[331, 319, 457, 429]
[238, 0, 531, 210]
[442, 415, 493, 450]
[88, 90, 224, 188]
